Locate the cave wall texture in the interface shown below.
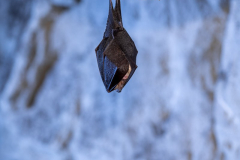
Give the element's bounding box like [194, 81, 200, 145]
[0, 0, 240, 160]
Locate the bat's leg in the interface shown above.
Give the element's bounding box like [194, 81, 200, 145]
[109, 0, 113, 10]
[115, 0, 122, 25]
[115, 0, 121, 15]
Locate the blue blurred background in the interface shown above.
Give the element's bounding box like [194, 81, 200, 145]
[0, 0, 240, 160]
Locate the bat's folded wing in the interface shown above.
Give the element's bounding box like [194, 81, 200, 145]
[95, 38, 108, 82]
[103, 40, 129, 92]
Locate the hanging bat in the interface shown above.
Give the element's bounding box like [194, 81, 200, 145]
[95, 0, 138, 93]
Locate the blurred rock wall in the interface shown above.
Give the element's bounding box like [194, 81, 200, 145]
[0, 0, 239, 160]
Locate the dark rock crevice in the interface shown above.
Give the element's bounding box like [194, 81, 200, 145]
[9, 4, 71, 108]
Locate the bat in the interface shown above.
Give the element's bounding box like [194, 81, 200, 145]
[95, 0, 138, 93]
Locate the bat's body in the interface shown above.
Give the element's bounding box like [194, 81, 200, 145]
[95, 0, 138, 93]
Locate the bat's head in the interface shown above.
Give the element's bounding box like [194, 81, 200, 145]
[103, 54, 137, 93]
